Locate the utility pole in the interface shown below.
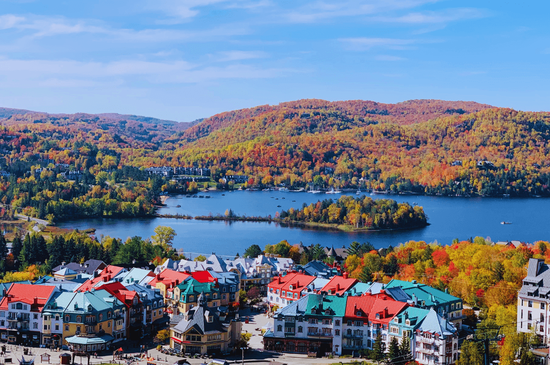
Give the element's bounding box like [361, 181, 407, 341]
[472, 325, 502, 365]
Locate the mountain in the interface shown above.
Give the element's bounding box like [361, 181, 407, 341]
[179, 99, 491, 144]
[2, 99, 550, 197]
[0, 109, 197, 146]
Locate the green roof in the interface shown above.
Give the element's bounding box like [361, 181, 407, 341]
[305, 294, 347, 317]
[177, 278, 219, 301]
[384, 279, 460, 306]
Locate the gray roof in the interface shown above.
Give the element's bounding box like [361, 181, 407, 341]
[520, 258, 550, 298]
[173, 302, 227, 335]
[52, 260, 106, 276]
[385, 287, 411, 303]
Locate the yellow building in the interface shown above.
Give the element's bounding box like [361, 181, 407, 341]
[170, 293, 241, 355]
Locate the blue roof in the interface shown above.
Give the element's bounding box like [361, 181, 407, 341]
[384, 279, 460, 306]
[276, 295, 308, 316]
[417, 308, 457, 337]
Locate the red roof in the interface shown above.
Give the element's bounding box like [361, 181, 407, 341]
[0, 284, 56, 312]
[95, 282, 139, 308]
[77, 265, 125, 292]
[191, 271, 215, 283]
[320, 275, 359, 295]
[148, 269, 190, 288]
[268, 272, 315, 293]
[345, 293, 408, 324]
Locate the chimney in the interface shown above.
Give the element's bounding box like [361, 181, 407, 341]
[384, 307, 389, 318]
[343, 272, 348, 279]
[175, 280, 179, 286]
[155, 273, 161, 281]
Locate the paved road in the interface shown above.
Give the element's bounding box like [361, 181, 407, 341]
[0, 203, 50, 226]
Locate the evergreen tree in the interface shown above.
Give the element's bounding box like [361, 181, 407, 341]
[243, 244, 262, 258]
[11, 235, 23, 265]
[359, 265, 373, 283]
[48, 236, 65, 268]
[387, 337, 400, 364]
[0, 231, 7, 272]
[399, 336, 413, 364]
[348, 241, 361, 256]
[370, 334, 385, 363]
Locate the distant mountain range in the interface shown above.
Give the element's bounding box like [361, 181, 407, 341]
[2, 99, 550, 196]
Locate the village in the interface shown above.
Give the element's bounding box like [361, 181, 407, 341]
[0, 239, 542, 365]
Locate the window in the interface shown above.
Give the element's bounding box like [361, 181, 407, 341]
[16, 303, 22, 310]
[298, 326, 303, 333]
[335, 329, 340, 336]
[108, 322, 111, 328]
[33, 314, 38, 320]
[55, 324, 59, 331]
[108, 312, 112, 319]
[55, 315, 60, 321]
[277, 325, 282, 332]
[529, 301, 533, 308]
[65, 325, 69, 331]
[541, 314, 545, 322]
[76, 316, 81, 323]
[65, 315, 70, 322]
[528, 311, 532, 320]
[335, 320, 340, 326]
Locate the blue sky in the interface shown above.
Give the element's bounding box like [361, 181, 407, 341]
[0, 0, 548, 121]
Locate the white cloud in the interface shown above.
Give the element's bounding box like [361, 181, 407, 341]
[339, 37, 416, 50]
[0, 14, 250, 42]
[0, 14, 25, 30]
[0, 57, 296, 87]
[370, 8, 487, 24]
[283, 0, 439, 23]
[216, 50, 267, 62]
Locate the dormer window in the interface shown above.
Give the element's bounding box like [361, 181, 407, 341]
[289, 285, 293, 290]
[406, 320, 411, 326]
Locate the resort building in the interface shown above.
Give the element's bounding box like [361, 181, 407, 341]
[518, 258, 550, 343]
[267, 272, 316, 307]
[170, 293, 241, 356]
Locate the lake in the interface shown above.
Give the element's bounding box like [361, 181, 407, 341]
[58, 190, 546, 258]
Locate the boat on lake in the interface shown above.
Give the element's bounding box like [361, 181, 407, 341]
[501, 221, 512, 225]
[326, 187, 342, 194]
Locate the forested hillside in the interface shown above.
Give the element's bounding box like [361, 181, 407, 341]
[2, 98, 550, 221]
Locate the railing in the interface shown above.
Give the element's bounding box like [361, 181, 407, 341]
[307, 332, 332, 337]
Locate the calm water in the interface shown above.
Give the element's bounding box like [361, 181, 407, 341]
[58, 191, 547, 257]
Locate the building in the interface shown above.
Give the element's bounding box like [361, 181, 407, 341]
[320, 274, 358, 295]
[148, 269, 190, 316]
[125, 284, 166, 336]
[173, 278, 220, 315]
[191, 271, 240, 308]
[170, 293, 241, 356]
[62, 289, 127, 352]
[76, 265, 128, 292]
[264, 291, 459, 362]
[52, 260, 107, 277]
[267, 272, 316, 307]
[0, 284, 58, 346]
[265, 293, 346, 355]
[342, 293, 408, 355]
[412, 309, 459, 365]
[383, 279, 464, 329]
[518, 258, 550, 342]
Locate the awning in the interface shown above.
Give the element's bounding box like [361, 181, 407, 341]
[65, 335, 114, 345]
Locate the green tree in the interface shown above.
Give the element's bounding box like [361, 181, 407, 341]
[151, 226, 177, 247]
[244, 244, 262, 258]
[399, 336, 413, 364]
[194, 255, 207, 262]
[387, 336, 400, 364]
[370, 334, 385, 363]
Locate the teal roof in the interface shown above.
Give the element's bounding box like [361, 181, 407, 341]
[384, 279, 459, 306]
[393, 307, 430, 329]
[64, 289, 124, 314]
[177, 278, 219, 301]
[306, 294, 346, 317]
[65, 334, 114, 345]
[44, 292, 77, 313]
[346, 282, 372, 296]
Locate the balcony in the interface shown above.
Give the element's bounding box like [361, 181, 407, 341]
[307, 332, 332, 337]
[343, 334, 364, 339]
[85, 318, 97, 325]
